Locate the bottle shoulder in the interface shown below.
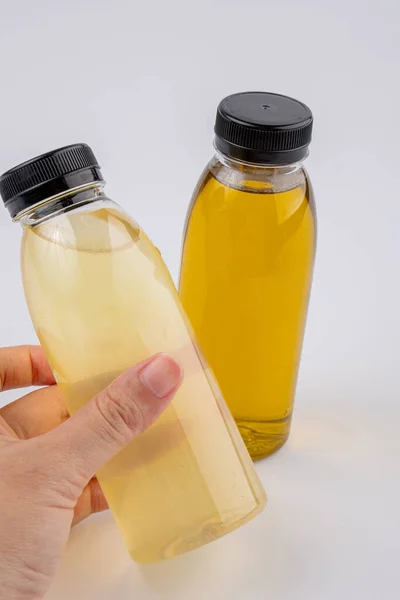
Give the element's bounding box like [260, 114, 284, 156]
[181, 157, 316, 250]
[20, 200, 142, 255]
[187, 156, 314, 209]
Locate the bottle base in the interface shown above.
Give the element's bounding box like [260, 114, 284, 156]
[128, 497, 267, 564]
[237, 417, 291, 460]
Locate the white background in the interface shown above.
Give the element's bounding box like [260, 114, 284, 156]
[0, 0, 399, 598]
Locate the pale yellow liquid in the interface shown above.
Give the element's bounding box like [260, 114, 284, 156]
[180, 170, 316, 459]
[21, 201, 266, 563]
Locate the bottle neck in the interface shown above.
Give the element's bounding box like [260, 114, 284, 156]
[210, 150, 307, 194]
[15, 182, 106, 226]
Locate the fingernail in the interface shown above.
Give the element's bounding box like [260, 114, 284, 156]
[140, 354, 182, 398]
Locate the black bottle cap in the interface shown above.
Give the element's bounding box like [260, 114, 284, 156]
[0, 143, 104, 218]
[214, 92, 313, 165]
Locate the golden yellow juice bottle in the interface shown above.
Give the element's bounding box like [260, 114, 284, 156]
[0, 144, 266, 563]
[180, 92, 316, 460]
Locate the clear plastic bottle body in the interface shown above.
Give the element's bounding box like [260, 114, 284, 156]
[18, 184, 266, 563]
[179, 153, 316, 459]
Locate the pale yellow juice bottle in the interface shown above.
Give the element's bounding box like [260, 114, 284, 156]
[0, 144, 266, 564]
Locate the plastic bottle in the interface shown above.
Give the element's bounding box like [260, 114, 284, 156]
[180, 92, 316, 460]
[0, 144, 266, 563]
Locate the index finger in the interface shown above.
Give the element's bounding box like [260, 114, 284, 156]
[0, 345, 55, 391]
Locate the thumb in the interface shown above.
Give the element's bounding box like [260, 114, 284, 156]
[45, 354, 183, 486]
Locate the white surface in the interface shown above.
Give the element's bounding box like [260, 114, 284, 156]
[0, 0, 399, 598]
[44, 403, 400, 600]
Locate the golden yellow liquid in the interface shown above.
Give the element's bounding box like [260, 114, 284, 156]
[180, 169, 316, 459]
[21, 201, 266, 563]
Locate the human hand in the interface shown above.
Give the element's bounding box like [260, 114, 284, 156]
[0, 346, 182, 600]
